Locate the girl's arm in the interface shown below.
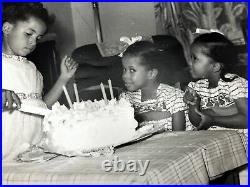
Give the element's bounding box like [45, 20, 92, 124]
[172, 111, 186, 131]
[135, 111, 172, 123]
[183, 86, 202, 127]
[197, 98, 248, 130]
[44, 56, 78, 108]
[211, 98, 247, 128]
[188, 104, 202, 127]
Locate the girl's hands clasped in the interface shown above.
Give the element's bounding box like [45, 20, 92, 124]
[194, 110, 213, 130]
[183, 87, 200, 106]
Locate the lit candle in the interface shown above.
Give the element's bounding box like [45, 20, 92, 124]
[63, 85, 73, 108]
[108, 79, 114, 100]
[100, 82, 108, 104]
[73, 83, 80, 103]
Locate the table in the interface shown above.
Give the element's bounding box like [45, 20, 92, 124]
[2, 130, 247, 184]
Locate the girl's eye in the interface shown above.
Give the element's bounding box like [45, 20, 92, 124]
[36, 36, 43, 41]
[191, 55, 198, 62]
[129, 69, 136, 73]
[25, 33, 32, 36]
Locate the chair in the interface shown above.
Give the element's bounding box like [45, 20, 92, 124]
[152, 35, 193, 89]
[71, 43, 124, 101]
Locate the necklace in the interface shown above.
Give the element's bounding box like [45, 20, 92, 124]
[2, 53, 27, 63]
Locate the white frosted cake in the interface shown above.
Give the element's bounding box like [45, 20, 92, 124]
[41, 98, 138, 156]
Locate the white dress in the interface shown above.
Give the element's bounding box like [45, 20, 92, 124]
[2, 53, 47, 161]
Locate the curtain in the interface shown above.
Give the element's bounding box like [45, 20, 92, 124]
[155, 2, 248, 64]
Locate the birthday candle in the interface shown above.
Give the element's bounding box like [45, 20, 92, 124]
[63, 85, 73, 108]
[108, 79, 114, 100]
[73, 83, 80, 103]
[100, 82, 108, 104]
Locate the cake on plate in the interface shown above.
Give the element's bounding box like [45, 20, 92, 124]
[41, 98, 138, 156]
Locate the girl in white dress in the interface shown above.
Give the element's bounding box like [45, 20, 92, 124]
[2, 3, 78, 161]
[183, 32, 248, 184]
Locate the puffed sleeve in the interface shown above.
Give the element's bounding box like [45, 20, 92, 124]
[119, 91, 130, 101]
[2, 60, 14, 91]
[171, 89, 188, 114]
[229, 76, 248, 100]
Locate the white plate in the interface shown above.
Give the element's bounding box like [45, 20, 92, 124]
[17, 147, 58, 163]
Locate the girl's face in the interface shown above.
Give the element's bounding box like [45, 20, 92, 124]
[190, 44, 214, 79]
[122, 56, 151, 92]
[3, 16, 47, 56]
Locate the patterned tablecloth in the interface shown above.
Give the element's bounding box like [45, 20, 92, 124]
[2, 130, 247, 184]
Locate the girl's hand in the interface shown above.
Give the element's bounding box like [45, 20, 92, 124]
[60, 55, 78, 81]
[2, 89, 21, 112]
[183, 87, 200, 106]
[195, 110, 213, 130]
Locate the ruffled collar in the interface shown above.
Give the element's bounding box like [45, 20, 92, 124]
[2, 53, 27, 62]
[137, 83, 162, 103]
[201, 73, 238, 90]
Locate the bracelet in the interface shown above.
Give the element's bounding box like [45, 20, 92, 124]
[16, 93, 42, 100]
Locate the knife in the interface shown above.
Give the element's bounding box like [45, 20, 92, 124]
[19, 104, 51, 116]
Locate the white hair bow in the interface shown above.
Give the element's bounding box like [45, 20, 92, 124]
[118, 35, 143, 57]
[194, 28, 224, 35]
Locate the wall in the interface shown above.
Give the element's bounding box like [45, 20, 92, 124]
[43, 2, 156, 56]
[70, 3, 97, 48]
[43, 2, 76, 58]
[99, 2, 156, 43]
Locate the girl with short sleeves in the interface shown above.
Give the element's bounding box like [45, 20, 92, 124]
[183, 33, 248, 184]
[120, 41, 193, 131]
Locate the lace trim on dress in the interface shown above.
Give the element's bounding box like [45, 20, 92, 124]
[2, 53, 27, 63]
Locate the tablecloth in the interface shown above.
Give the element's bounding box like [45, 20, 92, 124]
[2, 130, 247, 184]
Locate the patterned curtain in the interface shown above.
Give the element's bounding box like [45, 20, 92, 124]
[155, 2, 248, 64]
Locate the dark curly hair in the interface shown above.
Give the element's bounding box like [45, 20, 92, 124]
[191, 32, 239, 82]
[122, 41, 174, 82]
[2, 2, 52, 31]
[123, 41, 160, 69]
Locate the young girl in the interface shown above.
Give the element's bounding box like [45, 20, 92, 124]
[184, 32, 248, 185]
[2, 3, 78, 160]
[120, 41, 193, 132]
[184, 33, 248, 132]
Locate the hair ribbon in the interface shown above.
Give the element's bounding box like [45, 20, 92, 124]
[118, 35, 143, 57]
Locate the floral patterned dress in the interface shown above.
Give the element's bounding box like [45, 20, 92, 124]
[120, 83, 194, 131]
[2, 53, 47, 161]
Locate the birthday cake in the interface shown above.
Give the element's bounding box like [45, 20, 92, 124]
[41, 98, 138, 156]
